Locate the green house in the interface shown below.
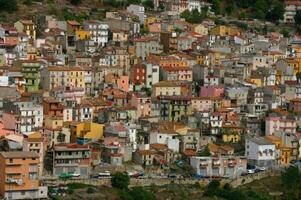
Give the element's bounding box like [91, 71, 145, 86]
[22, 61, 40, 92]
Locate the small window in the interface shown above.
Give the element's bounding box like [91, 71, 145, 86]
[9, 159, 13, 163]
[32, 158, 36, 160]
[23, 158, 26, 160]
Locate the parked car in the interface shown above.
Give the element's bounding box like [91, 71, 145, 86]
[71, 173, 80, 177]
[167, 173, 177, 179]
[256, 166, 266, 171]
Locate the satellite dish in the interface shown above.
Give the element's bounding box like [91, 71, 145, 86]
[17, 179, 23, 186]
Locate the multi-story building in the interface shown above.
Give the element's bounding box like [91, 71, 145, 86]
[190, 156, 247, 178]
[14, 20, 36, 41]
[21, 61, 41, 92]
[0, 151, 47, 199]
[65, 121, 105, 143]
[53, 143, 91, 177]
[40, 66, 85, 91]
[83, 20, 109, 47]
[23, 132, 47, 175]
[133, 36, 163, 60]
[43, 98, 64, 117]
[152, 96, 192, 122]
[127, 4, 146, 24]
[152, 80, 190, 97]
[284, 0, 301, 23]
[2, 98, 43, 134]
[265, 116, 296, 136]
[245, 137, 276, 167]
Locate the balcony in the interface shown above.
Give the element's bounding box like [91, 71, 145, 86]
[199, 159, 209, 168]
[212, 159, 221, 167]
[55, 153, 90, 159]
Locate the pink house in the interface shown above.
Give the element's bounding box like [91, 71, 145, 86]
[130, 93, 151, 118]
[0, 122, 15, 136]
[48, 19, 59, 29]
[117, 75, 129, 92]
[191, 97, 213, 112]
[265, 116, 297, 136]
[149, 23, 161, 33]
[2, 113, 17, 132]
[200, 86, 224, 98]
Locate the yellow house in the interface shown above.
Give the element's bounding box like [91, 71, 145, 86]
[45, 116, 63, 130]
[210, 25, 240, 36]
[221, 126, 242, 143]
[248, 78, 262, 87]
[265, 135, 291, 165]
[144, 17, 160, 29]
[75, 30, 90, 40]
[66, 121, 104, 142]
[193, 24, 208, 36]
[287, 58, 301, 75]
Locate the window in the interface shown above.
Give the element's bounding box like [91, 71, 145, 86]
[9, 159, 13, 163]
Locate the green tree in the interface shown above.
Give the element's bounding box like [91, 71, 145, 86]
[128, 0, 141, 4]
[204, 180, 221, 196]
[111, 172, 130, 190]
[252, 0, 268, 19]
[197, 145, 211, 156]
[0, 0, 18, 13]
[142, 0, 153, 10]
[225, 0, 236, 15]
[180, 10, 191, 20]
[295, 10, 301, 25]
[70, 0, 82, 5]
[266, 0, 285, 22]
[210, 0, 221, 15]
[129, 187, 156, 200]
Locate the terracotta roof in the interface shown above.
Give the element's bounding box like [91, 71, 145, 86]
[1, 151, 39, 158]
[19, 20, 34, 25]
[67, 20, 81, 26]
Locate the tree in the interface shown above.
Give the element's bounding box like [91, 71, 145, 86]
[129, 187, 156, 200]
[252, 0, 268, 19]
[57, 132, 66, 143]
[197, 145, 211, 156]
[0, 0, 18, 13]
[266, 1, 285, 22]
[204, 180, 221, 196]
[128, 0, 141, 4]
[180, 10, 191, 20]
[210, 0, 221, 15]
[70, 0, 82, 5]
[111, 172, 130, 190]
[295, 10, 301, 25]
[142, 0, 153, 10]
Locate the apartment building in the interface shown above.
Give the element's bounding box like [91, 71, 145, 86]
[284, 0, 301, 23]
[40, 66, 85, 91]
[265, 116, 297, 136]
[0, 152, 47, 200]
[245, 137, 276, 167]
[53, 143, 91, 177]
[83, 20, 109, 47]
[190, 156, 247, 178]
[14, 20, 36, 41]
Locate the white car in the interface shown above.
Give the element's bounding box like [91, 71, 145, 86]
[247, 169, 255, 174]
[256, 166, 266, 171]
[71, 173, 80, 177]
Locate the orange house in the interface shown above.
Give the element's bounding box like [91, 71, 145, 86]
[0, 151, 47, 199]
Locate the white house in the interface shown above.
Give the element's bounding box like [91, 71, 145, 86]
[149, 130, 180, 152]
[127, 4, 146, 24]
[83, 20, 109, 47]
[245, 137, 276, 167]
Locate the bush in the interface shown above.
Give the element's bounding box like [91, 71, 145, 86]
[86, 187, 94, 194]
[129, 187, 156, 200]
[111, 172, 130, 190]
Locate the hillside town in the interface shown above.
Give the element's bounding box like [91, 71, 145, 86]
[1, 0, 301, 199]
